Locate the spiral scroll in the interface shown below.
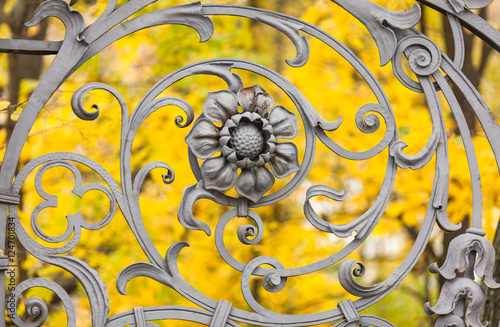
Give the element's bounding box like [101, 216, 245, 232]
[338, 259, 389, 297]
[392, 35, 442, 92]
[10, 278, 76, 327]
[315, 103, 396, 161]
[240, 256, 287, 317]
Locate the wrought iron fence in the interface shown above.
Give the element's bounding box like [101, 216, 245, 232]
[0, 0, 499, 326]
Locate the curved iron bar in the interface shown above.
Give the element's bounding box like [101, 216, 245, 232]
[106, 306, 241, 327]
[10, 278, 76, 327]
[110, 6, 446, 326]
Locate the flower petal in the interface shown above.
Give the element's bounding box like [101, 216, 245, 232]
[226, 151, 238, 163]
[220, 126, 231, 137]
[236, 157, 256, 170]
[268, 142, 276, 154]
[225, 119, 237, 129]
[235, 166, 275, 202]
[255, 154, 267, 167]
[201, 156, 237, 191]
[185, 118, 221, 159]
[270, 142, 300, 178]
[219, 136, 231, 147]
[269, 105, 297, 139]
[231, 114, 242, 124]
[203, 90, 238, 123]
[237, 85, 274, 116]
[221, 145, 235, 157]
[262, 124, 274, 134]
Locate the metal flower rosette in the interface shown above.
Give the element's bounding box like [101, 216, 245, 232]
[1, 0, 500, 326]
[185, 85, 299, 203]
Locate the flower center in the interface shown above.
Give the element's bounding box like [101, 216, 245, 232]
[229, 122, 264, 160]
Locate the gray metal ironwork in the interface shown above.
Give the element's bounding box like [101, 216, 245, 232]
[0, 0, 499, 326]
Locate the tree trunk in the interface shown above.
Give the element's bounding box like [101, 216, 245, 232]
[441, 9, 500, 325]
[482, 224, 500, 327]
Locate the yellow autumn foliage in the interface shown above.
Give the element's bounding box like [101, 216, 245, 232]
[1, 0, 499, 326]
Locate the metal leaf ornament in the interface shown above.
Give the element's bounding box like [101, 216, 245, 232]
[186, 85, 299, 202]
[425, 232, 500, 327]
[429, 233, 500, 289]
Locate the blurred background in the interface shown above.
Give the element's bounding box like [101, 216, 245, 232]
[1, 0, 500, 325]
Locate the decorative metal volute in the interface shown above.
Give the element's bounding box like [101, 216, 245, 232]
[429, 232, 500, 289]
[425, 230, 500, 327]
